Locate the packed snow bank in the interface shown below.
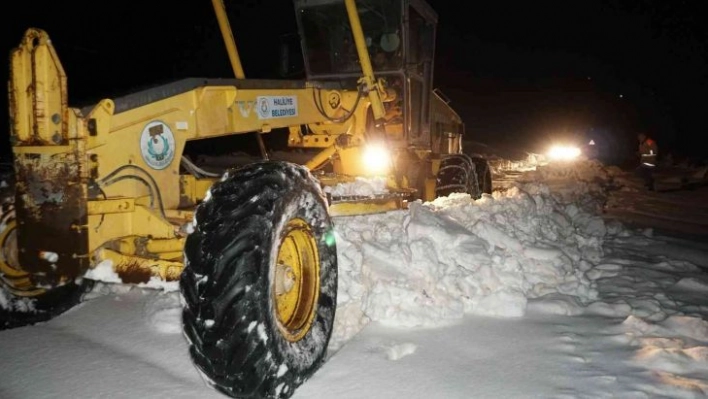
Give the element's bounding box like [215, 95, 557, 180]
[329, 159, 615, 349]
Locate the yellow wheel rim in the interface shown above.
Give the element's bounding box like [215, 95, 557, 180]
[273, 218, 320, 342]
[0, 217, 45, 297]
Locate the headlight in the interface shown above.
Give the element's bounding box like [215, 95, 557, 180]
[362, 143, 391, 175]
[547, 145, 581, 161]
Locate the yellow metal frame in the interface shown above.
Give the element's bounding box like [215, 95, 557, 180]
[211, 0, 245, 79]
[344, 0, 387, 120]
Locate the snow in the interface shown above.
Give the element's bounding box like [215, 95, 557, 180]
[323, 176, 390, 197]
[0, 289, 36, 313]
[2, 157, 708, 398]
[83, 260, 123, 284]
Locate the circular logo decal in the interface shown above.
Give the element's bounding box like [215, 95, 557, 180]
[328, 92, 341, 109]
[140, 121, 176, 170]
[258, 97, 270, 118]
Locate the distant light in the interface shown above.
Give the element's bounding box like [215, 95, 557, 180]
[547, 145, 581, 161]
[619, 94, 623, 98]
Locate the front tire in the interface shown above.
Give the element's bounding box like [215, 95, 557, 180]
[181, 161, 337, 399]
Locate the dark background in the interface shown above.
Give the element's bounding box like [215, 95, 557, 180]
[1, 0, 707, 165]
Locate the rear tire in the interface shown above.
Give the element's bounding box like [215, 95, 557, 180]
[470, 157, 493, 195]
[0, 204, 94, 330]
[181, 161, 337, 399]
[435, 154, 481, 199]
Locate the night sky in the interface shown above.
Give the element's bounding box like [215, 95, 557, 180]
[2, 0, 707, 164]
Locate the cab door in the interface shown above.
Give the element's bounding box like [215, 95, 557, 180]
[404, 0, 437, 148]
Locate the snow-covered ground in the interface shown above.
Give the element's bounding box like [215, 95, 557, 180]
[1, 157, 708, 398]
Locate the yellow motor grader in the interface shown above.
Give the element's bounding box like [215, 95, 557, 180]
[1, 0, 491, 397]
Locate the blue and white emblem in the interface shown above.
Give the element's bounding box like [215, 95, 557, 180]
[140, 121, 175, 170]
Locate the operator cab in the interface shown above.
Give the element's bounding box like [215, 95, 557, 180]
[294, 0, 438, 149]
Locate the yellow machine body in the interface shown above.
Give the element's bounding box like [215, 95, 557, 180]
[6, 0, 466, 290]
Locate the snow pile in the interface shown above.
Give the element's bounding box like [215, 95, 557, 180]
[329, 163, 611, 348]
[323, 176, 390, 197]
[489, 152, 548, 172]
[515, 158, 612, 212]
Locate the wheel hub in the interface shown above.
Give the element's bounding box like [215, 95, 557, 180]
[0, 214, 46, 297]
[275, 263, 296, 295]
[273, 218, 320, 342]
